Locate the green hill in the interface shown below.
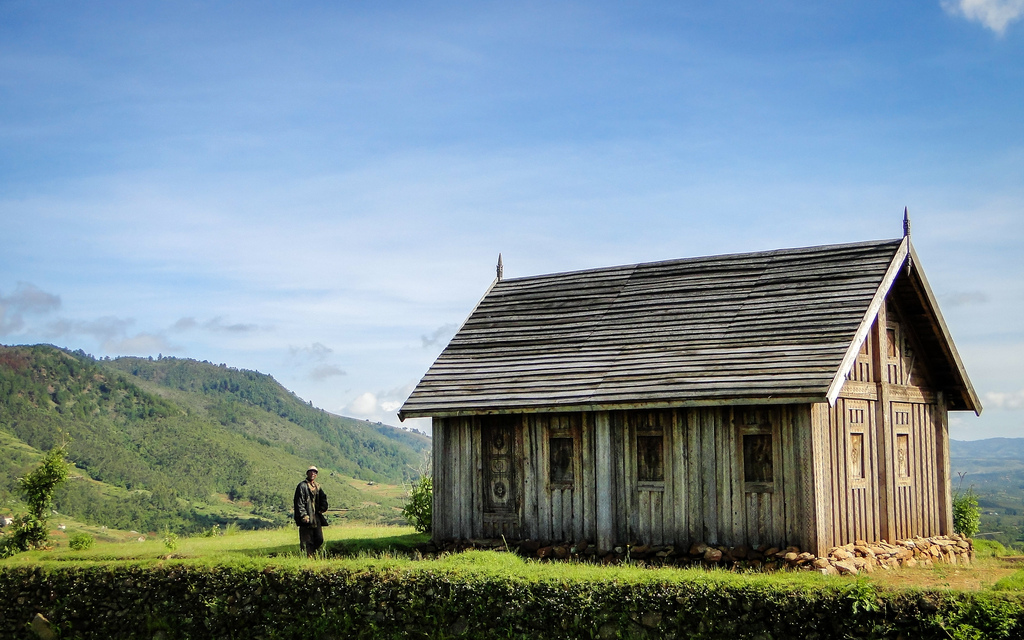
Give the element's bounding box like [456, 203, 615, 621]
[0, 344, 429, 534]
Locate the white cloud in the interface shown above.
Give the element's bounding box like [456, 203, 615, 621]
[345, 392, 380, 417]
[0, 282, 60, 334]
[340, 381, 418, 425]
[943, 0, 1024, 35]
[984, 389, 1024, 410]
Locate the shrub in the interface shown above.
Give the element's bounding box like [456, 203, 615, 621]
[0, 442, 70, 557]
[68, 532, 94, 551]
[162, 529, 178, 551]
[402, 475, 432, 533]
[954, 487, 981, 538]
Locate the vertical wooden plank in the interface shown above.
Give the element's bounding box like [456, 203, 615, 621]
[638, 490, 650, 544]
[770, 407, 784, 546]
[432, 417, 445, 542]
[791, 405, 814, 552]
[809, 402, 832, 555]
[689, 409, 704, 543]
[827, 403, 840, 546]
[468, 417, 481, 536]
[745, 493, 758, 548]
[702, 409, 718, 545]
[661, 411, 675, 546]
[537, 416, 552, 542]
[551, 487, 562, 541]
[717, 408, 732, 546]
[573, 414, 585, 542]
[621, 411, 634, 542]
[580, 413, 592, 541]
[520, 414, 535, 540]
[461, 417, 473, 539]
[673, 409, 687, 545]
[652, 491, 664, 546]
[449, 418, 461, 540]
[936, 392, 953, 535]
[612, 412, 628, 542]
[595, 411, 613, 551]
[445, 417, 456, 540]
[781, 406, 798, 547]
[917, 407, 925, 536]
[729, 407, 744, 547]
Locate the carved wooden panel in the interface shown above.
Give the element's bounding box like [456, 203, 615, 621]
[483, 419, 516, 514]
[896, 434, 910, 479]
[849, 433, 865, 479]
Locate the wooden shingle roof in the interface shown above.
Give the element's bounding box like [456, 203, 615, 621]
[399, 237, 980, 419]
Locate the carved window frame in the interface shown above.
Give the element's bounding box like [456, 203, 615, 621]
[738, 408, 775, 494]
[546, 415, 580, 491]
[846, 400, 869, 489]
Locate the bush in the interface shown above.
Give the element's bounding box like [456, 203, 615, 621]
[162, 529, 178, 551]
[0, 443, 70, 557]
[954, 487, 981, 538]
[974, 539, 1008, 558]
[402, 475, 432, 533]
[68, 532, 94, 551]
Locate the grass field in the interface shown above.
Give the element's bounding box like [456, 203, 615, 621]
[5, 523, 1024, 594]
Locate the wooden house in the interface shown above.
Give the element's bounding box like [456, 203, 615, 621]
[399, 225, 981, 555]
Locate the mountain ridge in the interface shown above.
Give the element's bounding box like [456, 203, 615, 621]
[0, 343, 427, 533]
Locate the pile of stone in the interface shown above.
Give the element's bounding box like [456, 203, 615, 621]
[815, 534, 974, 576]
[422, 534, 973, 575]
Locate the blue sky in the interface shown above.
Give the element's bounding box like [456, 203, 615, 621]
[1, 1, 1022, 439]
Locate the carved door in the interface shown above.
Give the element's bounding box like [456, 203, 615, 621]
[483, 417, 517, 516]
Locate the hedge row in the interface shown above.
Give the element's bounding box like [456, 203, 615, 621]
[1, 564, 1023, 639]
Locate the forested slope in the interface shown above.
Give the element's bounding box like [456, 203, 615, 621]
[0, 344, 428, 533]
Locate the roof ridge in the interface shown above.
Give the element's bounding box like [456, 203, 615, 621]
[497, 238, 904, 284]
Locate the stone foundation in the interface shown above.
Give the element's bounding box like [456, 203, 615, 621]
[421, 534, 974, 575]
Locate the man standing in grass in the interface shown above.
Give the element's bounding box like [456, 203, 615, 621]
[293, 465, 328, 556]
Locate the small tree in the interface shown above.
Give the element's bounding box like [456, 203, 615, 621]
[402, 475, 432, 534]
[0, 442, 71, 557]
[953, 472, 981, 538]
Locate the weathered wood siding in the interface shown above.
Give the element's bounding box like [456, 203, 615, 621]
[818, 302, 949, 550]
[433, 405, 816, 551]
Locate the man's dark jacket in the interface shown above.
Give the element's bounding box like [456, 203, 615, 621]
[293, 481, 329, 527]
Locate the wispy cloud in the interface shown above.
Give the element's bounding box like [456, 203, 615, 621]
[0, 282, 61, 334]
[985, 389, 1024, 410]
[309, 364, 346, 380]
[44, 316, 179, 354]
[941, 291, 990, 307]
[170, 316, 259, 333]
[942, 0, 1024, 35]
[289, 342, 334, 361]
[421, 323, 457, 348]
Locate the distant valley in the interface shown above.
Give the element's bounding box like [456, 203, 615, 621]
[951, 438, 1024, 548]
[0, 344, 429, 534]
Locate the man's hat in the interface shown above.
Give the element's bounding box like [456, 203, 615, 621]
[307, 465, 319, 472]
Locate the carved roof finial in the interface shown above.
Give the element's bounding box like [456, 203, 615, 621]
[497, 253, 503, 281]
[903, 207, 911, 238]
